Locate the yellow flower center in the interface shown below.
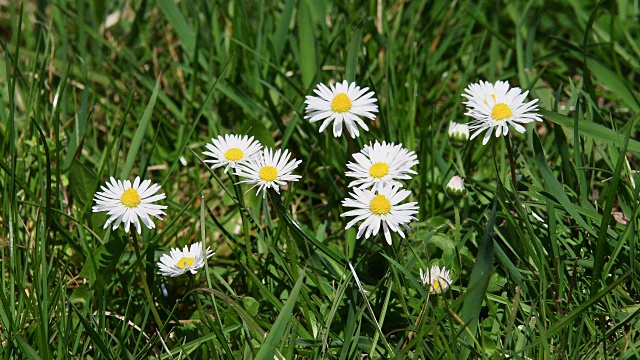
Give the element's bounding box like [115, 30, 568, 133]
[259, 166, 278, 182]
[491, 103, 513, 121]
[369, 194, 391, 215]
[176, 257, 195, 269]
[224, 148, 244, 161]
[369, 162, 389, 179]
[432, 279, 442, 293]
[331, 93, 352, 113]
[120, 188, 141, 208]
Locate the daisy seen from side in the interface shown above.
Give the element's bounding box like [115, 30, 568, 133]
[462, 80, 542, 145]
[304, 80, 378, 138]
[234, 147, 302, 198]
[345, 140, 418, 191]
[420, 265, 452, 295]
[341, 183, 418, 245]
[202, 134, 263, 172]
[157, 242, 215, 277]
[92, 176, 167, 234]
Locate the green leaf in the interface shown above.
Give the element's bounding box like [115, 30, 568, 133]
[272, 0, 295, 62]
[236, 119, 275, 149]
[540, 110, 640, 154]
[255, 270, 305, 360]
[156, 0, 195, 52]
[79, 236, 127, 287]
[121, 79, 160, 179]
[68, 160, 97, 206]
[345, 27, 362, 83]
[297, 1, 316, 88]
[459, 197, 497, 359]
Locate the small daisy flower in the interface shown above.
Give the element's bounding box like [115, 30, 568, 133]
[462, 80, 542, 145]
[448, 121, 469, 147]
[157, 242, 215, 277]
[235, 148, 302, 198]
[341, 183, 418, 245]
[92, 176, 167, 234]
[304, 80, 379, 138]
[420, 265, 451, 294]
[345, 140, 418, 191]
[202, 134, 263, 172]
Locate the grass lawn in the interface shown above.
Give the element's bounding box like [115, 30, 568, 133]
[1, 0, 640, 358]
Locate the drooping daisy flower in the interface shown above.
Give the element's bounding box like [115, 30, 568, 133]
[234, 148, 302, 198]
[448, 121, 469, 147]
[304, 80, 378, 138]
[92, 176, 167, 234]
[157, 242, 215, 277]
[345, 140, 418, 191]
[462, 80, 542, 145]
[341, 183, 418, 245]
[420, 265, 451, 294]
[202, 134, 263, 172]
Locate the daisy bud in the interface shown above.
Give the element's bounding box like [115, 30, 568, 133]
[448, 121, 469, 147]
[445, 175, 466, 201]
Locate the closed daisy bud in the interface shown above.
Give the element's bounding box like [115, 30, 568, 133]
[445, 175, 466, 201]
[448, 121, 469, 147]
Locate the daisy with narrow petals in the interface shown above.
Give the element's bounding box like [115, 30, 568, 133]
[345, 140, 418, 191]
[420, 265, 451, 294]
[304, 80, 378, 138]
[93, 176, 167, 234]
[157, 242, 214, 277]
[462, 80, 542, 145]
[202, 134, 263, 172]
[341, 183, 418, 245]
[234, 148, 302, 198]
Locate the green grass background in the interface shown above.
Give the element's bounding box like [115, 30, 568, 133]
[1, 0, 640, 358]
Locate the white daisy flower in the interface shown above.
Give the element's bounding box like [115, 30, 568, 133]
[202, 134, 263, 172]
[420, 265, 451, 294]
[341, 183, 418, 245]
[92, 176, 167, 234]
[462, 80, 542, 145]
[157, 242, 215, 277]
[234, 147, 302, 198]
[345, 140, 418, 191]
[304, 80, 379, 138]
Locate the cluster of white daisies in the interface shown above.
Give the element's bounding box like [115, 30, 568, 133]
[91, 78, 540, 293]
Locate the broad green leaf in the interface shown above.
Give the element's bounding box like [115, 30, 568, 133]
[121, 78, 160, 179]
[69, 160, 97, 206]
[255, 271, 306, 360]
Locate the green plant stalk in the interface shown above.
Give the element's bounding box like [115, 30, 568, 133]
[231, 174, 254, 290]
[454, 149, 466, 177]
[130, 232, 166, 335]
[454, 203, 462, 245]
[503, 136, 519, 191]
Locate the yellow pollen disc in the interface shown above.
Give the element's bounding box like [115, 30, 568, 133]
[331, 93, 352, 113]
[224, 148, 244, 161]
[176, 257, 195, 269]
[369, 194, 391, 215]
[491, 103, 513, 121]
[432, 279, 442, 293]
[369, 162, 389, 179]
[259, 166, 278, 182]
[120, 188, 141, 208]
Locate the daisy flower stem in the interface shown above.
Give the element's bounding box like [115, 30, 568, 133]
[503, 136, 519, 192]
[131, 232, 167, 337]
[231, 174, 254, 290]
[454, 203, 462, 245]
[454, 150, 466, 178]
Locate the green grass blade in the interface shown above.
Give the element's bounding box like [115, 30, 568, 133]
[255, 270, 306, 360]
[121, 79, 160, 179]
